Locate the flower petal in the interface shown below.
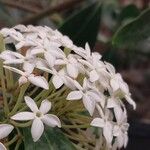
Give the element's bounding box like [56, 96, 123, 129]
[125, 95, 136, 110]
[39, 100, 51, 115]
[42, 114, 61, 128]
[28, 75, 49, 90]
[4, 59, 24, 64]
[66, 64, 78, 78]
[52, 75, 64, 89]
[30, 48, 44, 55]
[87, 91, 101, 102]
[114, 106, 123, 123]
[37, 66, 53, 74]
[0, 142, 6, 150]
[11, 112, 35, 121]
[105, 62, 116, 75]
[25, 96, 39, 112]
[116, 135, 124, 148]
[63, 76, 79, 90]
[55, 59, 66, 65]
[44, 52, 55, 67]
[123, 134, 128, 148]
[23, 61, 35, 74]
[89, 70, 99, 82]
[90, 118, 105, 127]
[107, 98, 118, 108]
[83, 94, 96, 116]
[85, 43, 91, 58]
[110, 78, 119, 92]
[103, 122, 113, 144]
[18, 76, 28, 86]
[67, 91, 82, 100]
[0, 124, 14, 139]
[3, 65, 24, 75]
[113, 125, 121, 137]
[31, 118, 44, 142]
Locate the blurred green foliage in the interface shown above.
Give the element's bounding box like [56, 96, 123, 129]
[23, 127, 76, 150]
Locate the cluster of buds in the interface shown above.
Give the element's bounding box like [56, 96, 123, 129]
[0, 25, 135, 149]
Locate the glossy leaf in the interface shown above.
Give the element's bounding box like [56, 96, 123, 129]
[112, 8, 150, 49]
[59, 2, 101, 49]
[119, 4, 140, 22]
[23, 127, 76, 150]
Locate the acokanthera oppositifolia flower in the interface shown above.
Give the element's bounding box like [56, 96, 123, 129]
[11, 96, 61, 142]
[0, 25, 136, 149]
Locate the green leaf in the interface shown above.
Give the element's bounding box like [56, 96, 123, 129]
[23, 127, 76, 150]
[112, 8, 150, 49]
[119, 4, 140, 22]
[59, 2, 102, 49]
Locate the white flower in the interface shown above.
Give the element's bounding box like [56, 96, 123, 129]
[0, 49, 36, 73]
[55, 54, 81, 78]
[53, 30, 73, 49]
[0, 25, 136, 149]
[36, 59, 76, 89]
[4, 65, 49, 89]
[0, 124, 14, 150]
[90, 108, 113, 146]
[67, 78, 103, 116]
[11, 96, 61, 142]
[0, 28, 24, 43]
[31, 38, 64, 64]
[110, 73, 136, 109]
[76, 43, 102, 61]
[106, 96, 129, 148]
[113, 107, 129, 148]
[78, 44, 109, 88]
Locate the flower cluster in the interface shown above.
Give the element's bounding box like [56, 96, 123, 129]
[0, 25, 136, 149]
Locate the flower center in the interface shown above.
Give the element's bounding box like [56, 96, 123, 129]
[36, 112, 42, 117]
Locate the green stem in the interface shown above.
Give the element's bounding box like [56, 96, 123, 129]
[5, 135, 18, 146]
[34, 79, 54, 101]
[28, 86, 39, 96]
[47, 86, 67, 100]
[73, 144, 86, 150]
[9, 83, 29, 116]
[5, 69, 14, 90]
[10, 120, 32, 128]
[14, 139, 22, 150]
[0, 62, 9, 115]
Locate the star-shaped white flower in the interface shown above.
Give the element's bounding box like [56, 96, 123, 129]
[0, 28, 24, 44]
[104, 62, 136, 109]
[36, 59, 77, 90]
[30, 38, 65, 67]
[0, 49, 36, 73]
[78, 43, 110, 88]
[109, 73, 136, 109]
[4, 65, 49, 89]
[90, 108, 113, 146]
[11, 96, 61, 142]
[113, 107, 129, 148]
[53, 30, 74, 49]
[0, 124, 14, 150]
[67, 78, 103, 116]
[55, 54, 82, 79]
